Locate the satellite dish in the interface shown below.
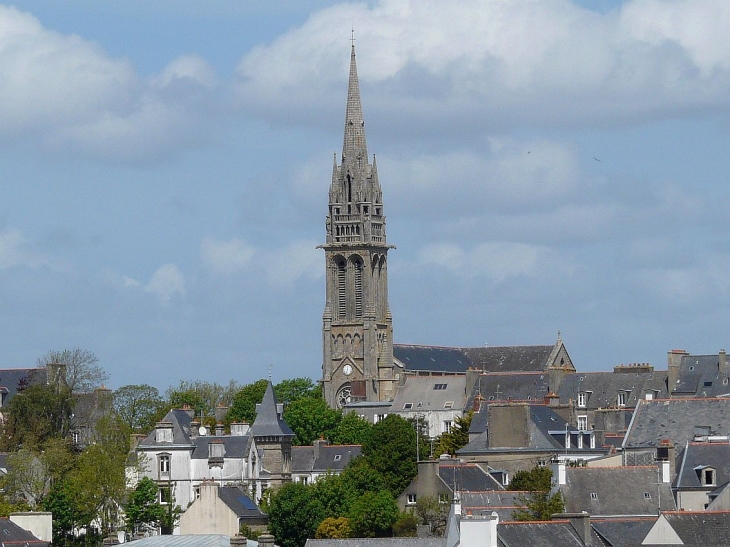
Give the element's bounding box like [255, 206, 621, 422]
[198, 426, 207, 436]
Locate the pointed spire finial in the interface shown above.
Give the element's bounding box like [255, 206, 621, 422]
[351, 27, 355, 48]
[343, 37, 367, 162]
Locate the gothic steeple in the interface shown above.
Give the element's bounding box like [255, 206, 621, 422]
[321, 43, 395, 409]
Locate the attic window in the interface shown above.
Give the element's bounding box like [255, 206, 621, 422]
[704, 381, 713, 387]
[689, 366, 695, 371]
[644, 492, 652, 500]
[702, 468, 716, 486]
[403, 403, 413, 410]
[590, 492, 598, 500]
[333, 455, 342, 461]
[444, 401, 454, 409]
[434, 383, 447, 390]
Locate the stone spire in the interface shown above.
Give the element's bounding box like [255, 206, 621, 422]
[342, 43, 368, 164]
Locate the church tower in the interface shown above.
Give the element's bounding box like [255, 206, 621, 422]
[321, 44, 395, 408]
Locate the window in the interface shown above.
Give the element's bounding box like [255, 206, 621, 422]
[159, 454, 171, 477]
[577, 416, 588, 431]
[159, 486, 172, 504]
[590, 492, 598, 500]
[444, 401, 453, 409]
[434, 383, 447, 390]
[443, 420, 452, 434]
[617, 392, 626, 407]
[403, 403, 413, 410]
[703, 468, 716, 486]
[194, 485, 201, 499]
[645, 392, 653, 400]
[644, 492, 652, 499]
[537, 460, 547, 467]
[438, 493, 450, 504]
[407, 494, 417, 505]
[578, 392, 586, 407]
[333, 455, 342, 461]
[71, 430, 80, 445]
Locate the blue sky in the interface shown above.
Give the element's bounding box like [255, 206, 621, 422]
[2, 0, 730, 390]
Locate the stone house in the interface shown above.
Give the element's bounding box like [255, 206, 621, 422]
[179, 481, 267, 536]
[291, 439, 361, 485]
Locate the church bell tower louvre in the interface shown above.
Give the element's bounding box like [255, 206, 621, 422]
[320, 43, 396, 409]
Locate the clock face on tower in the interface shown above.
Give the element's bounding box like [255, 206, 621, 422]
[343, 364, 353, 376]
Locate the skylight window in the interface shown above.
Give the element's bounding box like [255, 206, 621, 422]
[434, 383, 447, 390]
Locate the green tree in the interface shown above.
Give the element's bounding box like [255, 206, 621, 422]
[114, 384, 166, 433]
[347, 490, 399, 538]
[268, 482, 325, 547]
[283, 397, 342, 446]
[329, 412, 372, 445]
[226, 379, 270, 424]
[2, 383, 75, 450]
[125, 477, 165, 537]
[392, 512, 418, 537]
[508, 466, 564, 521]
[433, 411, 473, 457]
[275, 378, 320, 404]
[361, 414, 417, 496]
[42, 479, 88, 547]
[315, 516, 351, 539]
[166, 379, 243, 423]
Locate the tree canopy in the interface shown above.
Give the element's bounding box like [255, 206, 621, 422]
[508, 465, 565, 521]
[361, 414, 418, 496]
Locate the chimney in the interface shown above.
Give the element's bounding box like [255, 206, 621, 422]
[460, 511, 498, 547]
[190, 420, 200, 438]
[551, 459, 566, 487]
[544, 393, 561, 407]
[554, 512, 590, 545]
[230, 536, 247, 547]
[314, 438, 330, 459]
[215, 403, 228, 424]
[257, 534, 275, 547]
[230, 422, 250, 436]
[667, 349, 688, 392]
[200, 479, 218, 503]
[720, 349, 727, 369]
[216, 423, 225, 436]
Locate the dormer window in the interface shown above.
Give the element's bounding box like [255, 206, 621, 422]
[617, 392, 627, 407]
[444, 401, 454, 409]
[578, 392, 587, 408]
[590, 492, 598, 500]
[700, 466, 716, 486]
[403, 403, 413, 410]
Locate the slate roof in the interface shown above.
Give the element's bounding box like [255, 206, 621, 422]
[438, 464, 502, 492]
[393, 344, 557, 373]
[675, 441, 730, 489]
[218, 485, 267, 521]
[672, 353, 730, 397]
[560, 466, 676, 515]
[459, 404, 604, 456]
[291, 444, 361, 474]
[252, 382, 294, 438]
[190, 435, 252, 459]
[128, 535, 270, 547]
[468, 401, 488, 436]
[137, 409, 195, 448]
[469, 372, 549, 406]
[0, 517, 50, 546]
[660, 511, 730, 544]
[0, 367, 46, 402]
[557, 370, 668, 409]
[590, 517, 657, 547]
[497, 520, 586, 547]
[459, 491, 527, 522]
[307, 540, 443, 547]
[391, 375, 467, 412]
[623, 398, 730, 449]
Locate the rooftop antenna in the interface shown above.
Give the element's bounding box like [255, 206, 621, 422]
[268, 364, 273, 382]
[351, 27, 355, 47]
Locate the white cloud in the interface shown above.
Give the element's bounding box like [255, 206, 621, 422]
[235, 0, 730, 130]
[0, 6, 220, 162]
[145, 263, 186, 303]
[200, 237, 256, 275]
[262, 240, 322, 286]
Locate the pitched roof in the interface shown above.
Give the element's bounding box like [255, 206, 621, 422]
[137, 409, 195, 448]
[675, 441, 730, 489]
[459, 490, 524, 522]
[313, 444, 360, 472]
[438, 464, 502, 493]
[672, 353, 730, 397]
[557, 370, 668, 409]
[0, 367, 46, 402]
[623, 398, 730, 449]
[190, 435, 252, 459]
[393, 343, 560, 374]
[497, 520, 586, 547]
[560, 466, 676, 515]
[307, 540, 442, 547]
[469, 372, 549, 408]
[390, 375, 467, 411]
[0, 517, 50, 546]
[661, 511, 730, 543]
[590, 517, 657, 547]
[251, 382, 294, 438]
[217, 485, 268, 520]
